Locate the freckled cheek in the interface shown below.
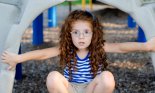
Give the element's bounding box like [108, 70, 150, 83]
[71, 37, 78, 45]
[87, 37, 92, 45]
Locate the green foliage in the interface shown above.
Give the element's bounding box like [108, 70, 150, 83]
[60, 0, 90, 6]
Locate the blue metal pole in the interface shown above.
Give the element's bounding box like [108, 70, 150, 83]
[32, 13, 44, 45]
[48, 6, 57, 27]
[137, 26, 147, 42]
[68, 1, 72, 13]
[128, 15, 136, 28]
[15, 45, 22, 80]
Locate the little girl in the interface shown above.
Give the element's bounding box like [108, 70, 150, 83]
[1, 10, 155, 93]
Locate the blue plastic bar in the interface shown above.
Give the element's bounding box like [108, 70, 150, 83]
[32, 13, 44, 45]
[68, 1, 72, 13]
[137, 26, 146, 42]
[48, 6, 57, 27]
[15, 46, 22, 80]
[128, 15, 136, 28]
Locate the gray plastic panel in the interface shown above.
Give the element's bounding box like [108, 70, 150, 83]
[0, 0, 65, 93]
[97, 0, 155, 72]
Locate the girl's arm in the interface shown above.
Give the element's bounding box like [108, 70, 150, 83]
[19, 46, 60, 61]
[1, 46, 60, 70]
[104, 42, 148, 53]
[103, 37, 155, 53]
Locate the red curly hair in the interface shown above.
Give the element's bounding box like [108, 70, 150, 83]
[59, 10, 108, 81]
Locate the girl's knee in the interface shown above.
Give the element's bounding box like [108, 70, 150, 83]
[99, 71, 115, 88]
[46, 71, 69, 93]
[46, 71, 61, 86]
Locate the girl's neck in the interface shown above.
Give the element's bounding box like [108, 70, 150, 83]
[77, 48, 88, 53]
[76, 49, 89, 59]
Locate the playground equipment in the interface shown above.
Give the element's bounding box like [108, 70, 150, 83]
[128, 15, 136, 28]
[127, 16, 146, 42]
[33, 13, 44, 45]
[0, 0, 66, 93]
[48, 6, 57, 28]
[82, 0, 86, 10]
[97, 0, 155, 72]
[82, 0, 93, 10]
[138, 27, 147, 42]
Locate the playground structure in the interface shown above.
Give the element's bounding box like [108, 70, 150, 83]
[0, 0, 155, 93]
[98, 0, 155, 72]
[0, 0, 66, 92]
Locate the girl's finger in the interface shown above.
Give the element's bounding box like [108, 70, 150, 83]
[1, 55, 4, 59]
[4, 51, 9, 54]
[1, 55, 7, 60]
[8, 66, 12, 70]
[2, 53, 6, 56]
[2, 59, 10, 64]
[1, 53, 7, 57]
[2, 60, 8, 64]
[1, 58, 5, 62]
[2, 53, 9, 58]
[8, 66, 15, 71]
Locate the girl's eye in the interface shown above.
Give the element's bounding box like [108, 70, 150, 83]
[73, 31, 78, 34]
[84, 30, 90, 34]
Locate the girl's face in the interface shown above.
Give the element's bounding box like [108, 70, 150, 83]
[71, 20, 93, 51]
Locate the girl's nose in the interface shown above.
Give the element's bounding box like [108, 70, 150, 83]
[79, 33, 84, 38]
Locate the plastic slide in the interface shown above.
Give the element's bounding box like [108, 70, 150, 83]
[0, 0, 65, 93]
[97, 0, 155, 72]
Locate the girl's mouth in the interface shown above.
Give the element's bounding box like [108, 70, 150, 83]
[78, 42, 85, 45]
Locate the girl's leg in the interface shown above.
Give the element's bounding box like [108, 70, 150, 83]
[86, 71, 115, 93]
[46, 71, 71, 93]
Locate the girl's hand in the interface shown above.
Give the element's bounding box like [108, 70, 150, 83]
[146, 37, 155, 52]
[1, 51, 20, 70]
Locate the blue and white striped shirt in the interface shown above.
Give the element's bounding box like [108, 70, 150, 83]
[64, 52, 101, 83]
